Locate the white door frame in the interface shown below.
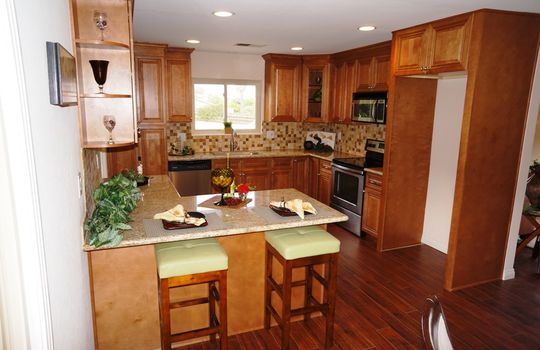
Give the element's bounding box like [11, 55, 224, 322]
[0, 0, 54, 347]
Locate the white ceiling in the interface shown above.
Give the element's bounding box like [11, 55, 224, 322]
[133, 0, 540, 55]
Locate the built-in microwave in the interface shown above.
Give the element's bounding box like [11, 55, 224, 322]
[351, 92, 387, 124]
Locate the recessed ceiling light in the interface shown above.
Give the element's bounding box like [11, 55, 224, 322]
[213, 11, 234, 17]
[290, 47, 303, 51]
[358, 25, 376, 31]
[186, 39, 200, 44]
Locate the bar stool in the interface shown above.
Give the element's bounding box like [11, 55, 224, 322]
[155, 238, 228, 350]
[264, 226, 340, 350]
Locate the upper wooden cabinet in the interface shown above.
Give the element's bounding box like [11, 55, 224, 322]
[393, 13, 472, 75]
[262, 54, 302, 122]
[302, 55, 331, 123]
[165, 48, 194, 122]
[356, 55, 389, 91]
[69, 0, 137, 148]
[330, 60, 356, 123]
[134, 44, 166, 124]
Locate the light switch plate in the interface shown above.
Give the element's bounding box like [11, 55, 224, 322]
[266, 130, 275, 139]
[77, 172, 83, 198]
[178, 132, 187, 142]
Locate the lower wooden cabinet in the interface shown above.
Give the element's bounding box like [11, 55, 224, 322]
[106, 145, 137, 177]
[318, 160, 333, 205]
[292, 157, 309, 193]
[362, 172, 383, 237]
[272, 157, 294, 189]
[139, 128, 168, 175]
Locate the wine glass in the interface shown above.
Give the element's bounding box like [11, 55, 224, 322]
[103, 115, 116, 144]
[94, 10, 108, 41]
[211, 168, 234, 206]
[89, 60, 109, 94]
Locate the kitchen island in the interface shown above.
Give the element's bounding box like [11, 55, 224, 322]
[86, 175, 347, 349]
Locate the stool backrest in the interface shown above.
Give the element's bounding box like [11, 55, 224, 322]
[421, 295, 454, 350]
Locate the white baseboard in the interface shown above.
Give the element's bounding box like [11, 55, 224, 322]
[502, 268, 515, 280]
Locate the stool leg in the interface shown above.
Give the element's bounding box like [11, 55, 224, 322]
[219, 271, 228, 350]
[159, 278, 172, 350]
[208, 281, 217, 345]
[324, 254, 339, 350]
[264, 244, 273, 329]
[304, 265, 313, 322]
[281, 260, 293, 350]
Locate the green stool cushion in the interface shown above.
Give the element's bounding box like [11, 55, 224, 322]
[265, 226, 340, 260]
[155, 238, 228, 278]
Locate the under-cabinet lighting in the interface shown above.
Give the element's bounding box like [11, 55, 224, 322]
[213, 11, 234, 17]
[358, 25, 376, 31]
[290, 47, 303, 51]
[186, 39, 200, 44]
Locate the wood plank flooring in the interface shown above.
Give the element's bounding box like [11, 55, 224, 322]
[178, 225, 540, 349]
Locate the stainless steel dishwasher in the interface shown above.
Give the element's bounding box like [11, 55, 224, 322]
[168, 159, 212, 196]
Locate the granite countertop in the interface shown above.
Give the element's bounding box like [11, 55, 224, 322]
[168, 150, 356, 162]
[83, 175, 348, 251]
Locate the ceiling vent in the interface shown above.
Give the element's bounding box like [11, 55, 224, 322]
[235, 43, 266, 48]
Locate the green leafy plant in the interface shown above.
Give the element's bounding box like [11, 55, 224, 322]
[223, 121, 232, 128]
[121, 168, 145, 183]
[85, 174, 141, 247]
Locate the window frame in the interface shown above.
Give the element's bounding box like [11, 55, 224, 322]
[191, 78, 262, 135]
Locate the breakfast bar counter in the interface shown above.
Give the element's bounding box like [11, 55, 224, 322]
[86, 175, 347, 349]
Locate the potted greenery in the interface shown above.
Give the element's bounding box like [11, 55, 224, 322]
[85, 173, 141, 247]
[224, 121, 233, 134]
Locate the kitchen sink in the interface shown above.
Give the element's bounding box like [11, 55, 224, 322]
[212, 151, 260, 156]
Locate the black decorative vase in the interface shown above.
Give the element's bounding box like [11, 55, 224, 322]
[89, 60, 109, 93]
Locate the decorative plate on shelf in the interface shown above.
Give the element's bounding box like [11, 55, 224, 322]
[161, 211, 208, 230]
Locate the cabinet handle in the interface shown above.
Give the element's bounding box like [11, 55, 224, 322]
[369, 179, 382, 185]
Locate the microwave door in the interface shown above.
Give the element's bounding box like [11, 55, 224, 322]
[375, 99, 386, 123]
[355, 99, 376, 122]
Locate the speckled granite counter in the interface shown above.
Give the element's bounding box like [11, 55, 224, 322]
[83, 175, 348, 251]
[168, 149, 356, 162]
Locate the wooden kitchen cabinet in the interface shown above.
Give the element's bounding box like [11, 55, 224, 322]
[262, 54, 302, 122]
[356, 55, 389, 91]
[134, 44, 166, 124]
[393, 13, 471, 76]
[362, 172, 383, 237]
[330, 60, 356, 123]
[292, 157, 310, 194]
[165, 48, 194, 122]
[139, 128, 167, 175]
[271, 157, 294, 189]
[302, 55, 331, 123]
[106, 145, 137, 176]
[318, 160, 332, 205]
[212, 158, 272, 190]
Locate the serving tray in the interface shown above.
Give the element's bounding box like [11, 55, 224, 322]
[162, 211, 208, 230]
[269, 205, 313, 217]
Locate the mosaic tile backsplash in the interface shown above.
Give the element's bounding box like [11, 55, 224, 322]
[168, 121, 385, 156]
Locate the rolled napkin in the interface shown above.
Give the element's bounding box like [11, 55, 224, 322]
[153, 204, 206, 226]
[269, 199, 317, 219]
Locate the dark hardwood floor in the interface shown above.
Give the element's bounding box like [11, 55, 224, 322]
[179, 225, 540, 349]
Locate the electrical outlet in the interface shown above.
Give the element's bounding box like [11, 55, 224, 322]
[266, 130, 275, 139]
[178, 132, 187, 142]
[337, 132, 342, 141]
[95, 153, 100, 169]
[77, 172, 83, 198]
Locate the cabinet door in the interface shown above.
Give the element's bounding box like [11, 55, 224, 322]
[362, 189, 381, 237]
[372, 55, 390, 91]
[292, 157, 310, 194]
[106, 145, 137, 177]
[340, 60, 356, 123]
[302, 57, 330, 123]
[166, 59, 192, 122]
[428, 14, 471, 73]
[318, 169, 332, 205]
[273, 63, 301, 121]
[355, 57, 372, 91]
[309, 157, 320, 199]
[243, 169, 271, 191]
[139, 128, 167, 175]
[271, 157, 293, 189]
[393, 25, 430, 75]
[136, 57, 165, 124]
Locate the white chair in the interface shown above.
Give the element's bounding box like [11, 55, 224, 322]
[421, 295, 454, 350]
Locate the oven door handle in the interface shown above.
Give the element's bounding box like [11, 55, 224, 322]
[331, 163, 364, 176]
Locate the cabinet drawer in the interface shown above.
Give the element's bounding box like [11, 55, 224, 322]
[365, 172, 382, 191]
[320, 160, 332, 174]
[272, 157, 293, 168]
[242, 157, 271, 170]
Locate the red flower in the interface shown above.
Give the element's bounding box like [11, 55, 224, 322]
[237, 184, 250, 194]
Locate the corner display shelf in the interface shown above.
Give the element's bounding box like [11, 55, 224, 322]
[69, 0, 137, 149]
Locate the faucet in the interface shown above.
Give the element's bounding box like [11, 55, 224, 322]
[229, 130, 238, 152]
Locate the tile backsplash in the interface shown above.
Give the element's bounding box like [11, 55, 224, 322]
[168, 121, 385, 156]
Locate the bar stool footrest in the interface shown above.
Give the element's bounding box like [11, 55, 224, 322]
[171, 325, 221, 343]
[266, 304, 283, 327]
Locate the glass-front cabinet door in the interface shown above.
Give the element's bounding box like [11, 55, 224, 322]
[302, 55, 330, 122]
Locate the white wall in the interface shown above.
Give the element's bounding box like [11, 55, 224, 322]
[13, 0, 94, 348]
[421, 77, 467, 253]
[504, 51, 540, 280]
[191, 51, 264, 80]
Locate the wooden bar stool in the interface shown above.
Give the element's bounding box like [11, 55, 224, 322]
[155, 238, 228, 350]
[264, 226, 340, 350]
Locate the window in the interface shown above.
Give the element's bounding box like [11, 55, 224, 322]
[192, 79, 261, 134]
